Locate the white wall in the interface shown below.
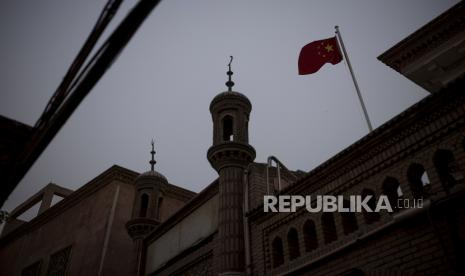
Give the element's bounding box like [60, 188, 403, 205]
[145, 194, 218, 274]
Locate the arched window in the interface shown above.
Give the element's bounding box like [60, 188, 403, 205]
[272, 237, 284, 268]
[157, 197, 163, 220]
[407, 163, 430, 198]
[361, 189, 380, 224]
[342, 268, 365, 276]
[287, 228, 300, 260]
[341, 199, 358, 234]
[303, 220, 318, 252]
[433, 149, 462, 191]
[139, 194, 149, 218]
[321, 212, 337, 244]
[382, 177, 401, 212]
[222, 115, 234, 141]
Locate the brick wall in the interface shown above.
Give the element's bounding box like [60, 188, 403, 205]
[247, 84, 465, 275]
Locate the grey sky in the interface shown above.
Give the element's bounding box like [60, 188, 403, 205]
[0, 0, 459, 213]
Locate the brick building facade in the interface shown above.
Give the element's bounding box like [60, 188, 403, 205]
[1, 2, 465, 275]
[0, 166, 196, 276]
[141, 3, 465, 275]
[141, 67, 465, 275]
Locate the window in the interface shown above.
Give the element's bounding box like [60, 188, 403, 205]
[287, 228, 300, 260]
[407, 163, 430, 198]
[272, 237, 284, 268]
[157, 197, 163, 220]
[341, 199, 358, 234]
[361, 189, 380, 224]
[382, 177, 401, 212]
[222, 115, 234, 141]
[433, 149, 462, 191]
[303, 220, 318, 252]
[139, 194, 149, 218]
[22, 260, 42, 276]
[321, 212, 337, 244]
[47, 246, 72, 276]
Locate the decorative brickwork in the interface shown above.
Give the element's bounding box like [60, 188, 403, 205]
[247, 81, 465, 275]
[143, 63, 465, 276]
[4, 5, 465, 276]
[208, 90, 256, 275]
[217, 166, 247, 271]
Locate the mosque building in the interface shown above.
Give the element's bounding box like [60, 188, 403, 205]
[1, 2, 464, 275]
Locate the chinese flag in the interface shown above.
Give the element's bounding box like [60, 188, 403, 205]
[298, 36, 343, 75]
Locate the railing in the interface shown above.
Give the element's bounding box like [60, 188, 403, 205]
[266, 156, 298, 195]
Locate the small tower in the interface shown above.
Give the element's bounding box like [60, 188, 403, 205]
[207, 57, 255, 275]
[126, 140, 166, 240]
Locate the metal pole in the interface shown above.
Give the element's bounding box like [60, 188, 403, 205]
[266, 158, 270, 195]
[335, 25, 373, 132]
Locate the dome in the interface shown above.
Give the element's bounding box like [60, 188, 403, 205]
[135, 169, 168, 185]
[209, 91, 252, 112]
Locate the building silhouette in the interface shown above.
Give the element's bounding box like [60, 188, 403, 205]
[1, 2, 465, 275]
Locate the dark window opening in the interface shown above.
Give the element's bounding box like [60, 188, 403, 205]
[139, 194, 149, 218]
[287, 228, 300, 260]
[272, 237, 284, 268]
[222, 115, 234, 141]
[157, 197, 163, 220]
[382, 177, 401, 212]
[361, 189, 380, 224]
[47, 246, 72, 276]
[303, 220, 318, 252]
[407, 163, 430, 198]
[322, 212, 337, 244]
[434, 149, 462, 191]
[245, 116, 249, 138]
[22, 260, 42, 276]
[341, 199, 358, 234]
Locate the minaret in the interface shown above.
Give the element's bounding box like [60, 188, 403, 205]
[126, 141, 167, 275]
[207, 56, 256, 275]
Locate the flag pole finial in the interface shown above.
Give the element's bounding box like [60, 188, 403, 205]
[226, 56, 235, 91]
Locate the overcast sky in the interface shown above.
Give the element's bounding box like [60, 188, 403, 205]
[0, 0, 459, 214]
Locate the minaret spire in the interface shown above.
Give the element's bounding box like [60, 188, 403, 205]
[226, 56, 235, 91]
[149, 139, 156, 171]
[208, 63, 255, 274]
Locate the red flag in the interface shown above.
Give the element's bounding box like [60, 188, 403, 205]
[298, 36, 343, 75]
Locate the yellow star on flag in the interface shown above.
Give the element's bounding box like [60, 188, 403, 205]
[324, 44, 334, 52]
[298, 36, 343, 75]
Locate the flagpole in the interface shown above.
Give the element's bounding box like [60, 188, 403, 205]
[335, 25, 373, 132]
